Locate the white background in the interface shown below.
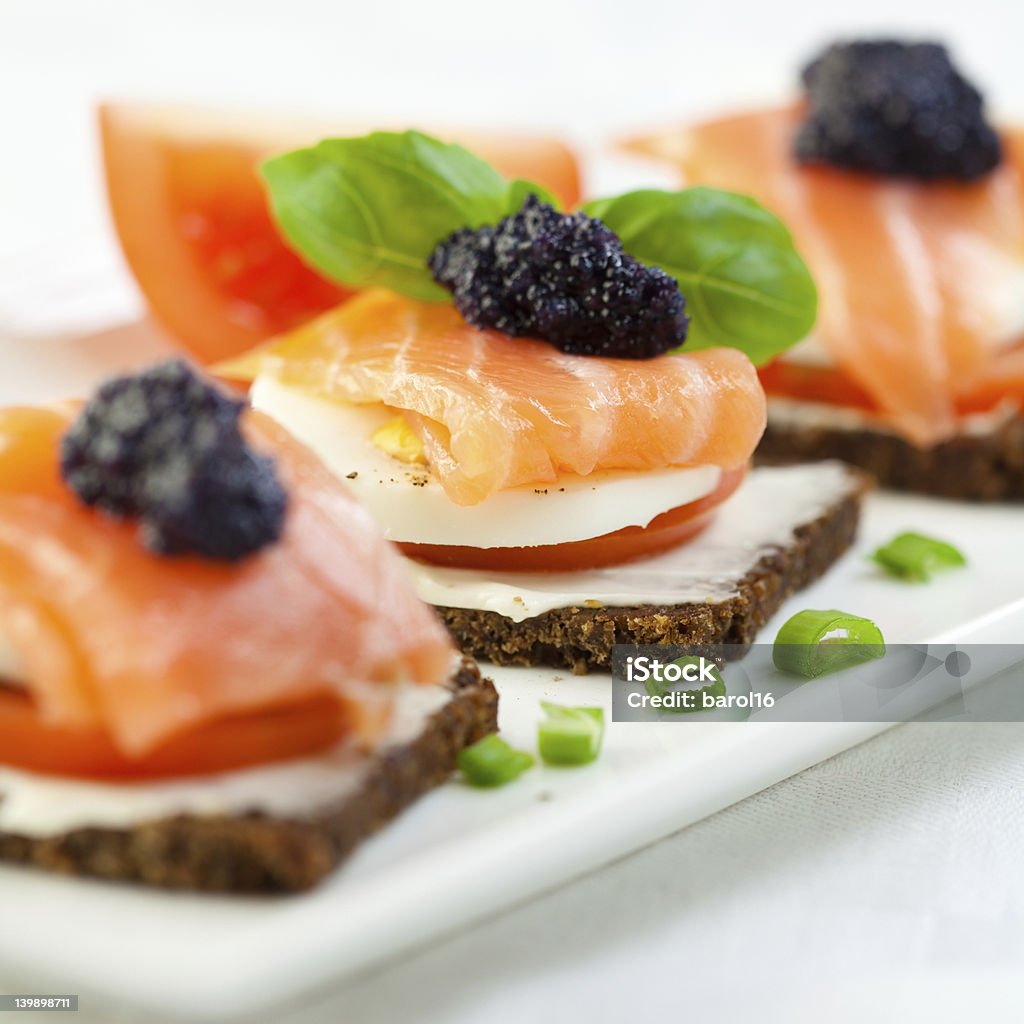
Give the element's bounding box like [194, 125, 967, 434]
[4, 0, 1024, 1021]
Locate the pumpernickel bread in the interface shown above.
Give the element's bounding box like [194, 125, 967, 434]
[759, 401, 1024, 500]
[434, 465, 868, 672]
[0, 658, 496, 894]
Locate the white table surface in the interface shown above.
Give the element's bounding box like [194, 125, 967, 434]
[4, 1, 1024, 1020]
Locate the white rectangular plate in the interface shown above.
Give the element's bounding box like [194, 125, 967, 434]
[1, 257, 1022, 1021]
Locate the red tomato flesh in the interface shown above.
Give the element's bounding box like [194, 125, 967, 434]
[401, 466, 746, 572]
[0, 687, 350, 781]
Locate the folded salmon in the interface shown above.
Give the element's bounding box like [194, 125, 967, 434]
[226, 290, 767, 506]
[628, 105, 1024, 446]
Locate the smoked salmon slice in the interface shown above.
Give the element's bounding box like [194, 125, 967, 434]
[222, 290, 767, 506]
[627, 107, 1024, 445]
[0, 406, 454, 757]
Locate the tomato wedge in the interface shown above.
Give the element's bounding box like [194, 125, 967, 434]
[0, 687, 349, 781]
[100, 103, 582, 364]
[401, 466, 746, 572]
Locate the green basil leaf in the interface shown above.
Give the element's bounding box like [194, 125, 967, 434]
[261, 130, 552, 301]
[583, 187, 818, 364]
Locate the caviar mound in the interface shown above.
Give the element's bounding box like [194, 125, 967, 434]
[138, 444, 287, 561]
[428, 194, 689, 359]
[61, 359, 287, 561]
[794, 39, 1002, 181]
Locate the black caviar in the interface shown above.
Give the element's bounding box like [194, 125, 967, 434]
[428, 194, 689, 358]
[60, 359, 287, 562]
[794, 39, 1002, 181]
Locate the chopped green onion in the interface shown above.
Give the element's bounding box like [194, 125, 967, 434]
[538, 702, 605, 766]
[773, 609, 886, 679]
[457, 734, 534, 787]
[871, 531, 966, 582]
[644, 656, 726, 713]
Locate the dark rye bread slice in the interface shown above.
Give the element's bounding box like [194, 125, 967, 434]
[435, 466, 868, 673]
[0, 658, 496, 894]
[759, 404, 1024, 501]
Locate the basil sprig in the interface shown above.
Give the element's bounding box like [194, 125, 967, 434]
[263, 131, 817, 363]
[583, 189, 817, 363]
[263, 131, 557, 302]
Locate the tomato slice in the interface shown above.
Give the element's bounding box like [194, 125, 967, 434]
[955, 345, 1024, 413]
[401, 466, 746, 572]
[100, 103, 582, 365]
[0, 688, 349, 781]
[760, 356, 1024, 417]
[758, 361, 876, 410]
